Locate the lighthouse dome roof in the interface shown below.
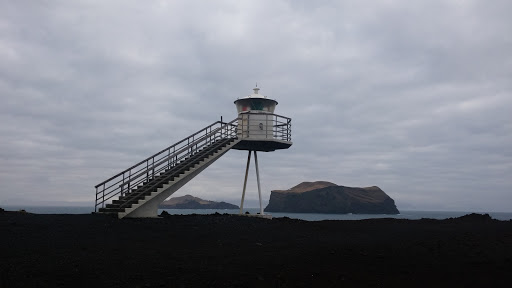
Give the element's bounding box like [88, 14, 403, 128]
[234, 87, 278, 105]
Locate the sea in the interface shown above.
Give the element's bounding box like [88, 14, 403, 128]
[2, 206, 512, 221]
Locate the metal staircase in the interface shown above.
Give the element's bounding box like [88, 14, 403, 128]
[94, 118, 239, 218]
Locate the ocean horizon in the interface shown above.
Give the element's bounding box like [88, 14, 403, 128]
[2, 205, 512, 221]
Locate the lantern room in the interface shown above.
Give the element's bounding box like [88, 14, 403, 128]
[234, 87, 277, 113]
[232, 87, 292, 152]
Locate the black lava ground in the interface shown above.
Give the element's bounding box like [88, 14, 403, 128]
[1, 211, 511, 287]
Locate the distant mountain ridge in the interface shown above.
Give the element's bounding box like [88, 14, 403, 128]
[159, 195, 239, 209]
[265, 181, 399, 214]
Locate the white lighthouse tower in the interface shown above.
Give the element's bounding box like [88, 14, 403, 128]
[233, 86, 292, 216]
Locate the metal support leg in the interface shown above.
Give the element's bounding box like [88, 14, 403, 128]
[254, 151, 264, 215]
[239, 150, 252, 214]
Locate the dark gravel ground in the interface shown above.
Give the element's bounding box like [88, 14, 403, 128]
[1, 211, 511, 288]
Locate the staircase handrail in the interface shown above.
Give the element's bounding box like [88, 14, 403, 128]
[121, 126, 228, 186]
[95, 118, 238, 211]
[95, 118, 237, 188]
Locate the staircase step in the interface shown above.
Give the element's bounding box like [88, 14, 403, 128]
[99, 207, 125, 213]
[106, 203, 121, 208]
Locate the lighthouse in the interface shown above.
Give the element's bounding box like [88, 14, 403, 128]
[233, 86, 292, 216]
[94, 86, 292, 219]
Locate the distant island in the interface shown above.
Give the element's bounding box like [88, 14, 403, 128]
[159, 195, 239, 209]
[264, 181, 399, 214]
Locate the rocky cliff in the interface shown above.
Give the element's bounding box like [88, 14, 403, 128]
[264, 181, 399, 214]
[159, 195, 239, 209]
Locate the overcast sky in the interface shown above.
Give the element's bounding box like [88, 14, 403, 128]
[1, 1, 511, 212]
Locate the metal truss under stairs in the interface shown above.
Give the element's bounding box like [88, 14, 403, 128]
[95, 119, 239, 218]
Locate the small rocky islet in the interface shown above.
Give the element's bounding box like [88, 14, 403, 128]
[264, 181, 399, 214]
[159, 194, 239, 209]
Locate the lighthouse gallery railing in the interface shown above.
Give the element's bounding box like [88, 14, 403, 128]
[237, 112, 292, 142]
